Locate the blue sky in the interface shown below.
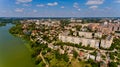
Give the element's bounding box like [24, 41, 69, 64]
[0, 0, 120, 17]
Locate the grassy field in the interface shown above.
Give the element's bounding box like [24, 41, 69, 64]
[69, 59, 91, 67]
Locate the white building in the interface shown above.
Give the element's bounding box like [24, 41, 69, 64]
[78, 32, 102, 39]
[78, 32, 93, 38]
[59, 31, 113, 49]
[59, 34, 100, 48]
[100, 36, 113, 48]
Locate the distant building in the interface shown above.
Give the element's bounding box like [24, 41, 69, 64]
[88, 22, 120, 34]
[59, 31, 113, 49]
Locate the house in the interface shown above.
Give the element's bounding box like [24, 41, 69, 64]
[87, 54, 95, 60]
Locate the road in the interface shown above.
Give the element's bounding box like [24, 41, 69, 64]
[39, 52, 49, 67]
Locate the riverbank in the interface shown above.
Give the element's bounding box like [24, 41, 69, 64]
[0, 23, 6, 27]
[8, 24, 46, 66]
[0, 23, 36, 67]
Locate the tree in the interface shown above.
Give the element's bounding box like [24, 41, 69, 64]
[0, 22, 6, 27]
[108, 62, 117, 67]
[69, 29, 74, 36]
[62, 53, 69, 62]
[35, 58, 42, 65]
[102, 35, 107, 39]
[90, 51, 97, 57]
[54, 50, 61, 60]
[109, 53, 115, 60]
[9, 24, 23, 35]
[76, 25, 82, 31]
[86, 59, 99, 67]
[60, 19, 70, 26]
[73, 50, 78, 58]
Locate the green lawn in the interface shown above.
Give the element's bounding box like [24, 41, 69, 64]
[69, 59, 91, 67]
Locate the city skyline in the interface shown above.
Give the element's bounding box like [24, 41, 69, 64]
[0, 0, 120, 17]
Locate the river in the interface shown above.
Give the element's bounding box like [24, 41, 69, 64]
[0, 24, 36, 67]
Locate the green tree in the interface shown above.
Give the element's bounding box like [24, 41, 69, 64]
[109, 62, 117, 67]
[73, 50, 78, 58]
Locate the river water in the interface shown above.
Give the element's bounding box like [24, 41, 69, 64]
[0, 24, 36, 67]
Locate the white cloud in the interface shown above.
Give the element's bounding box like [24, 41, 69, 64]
[89, 5, 98, 9]
[36, 4, 44, 7]
[15, 8, 24, 12]
[86, 0, 104, 5]
[47, 2, 58, 6]
[115, 0, 120, 3]
[61, 6, 65, 8]
[78, 9, 81, 11]
[73, 3, 81, 11]
[33, 10, 37, 13]
[16, 0, 32, 4]
[73, 2, 79, 8]
[23, 4, 31, 6]
[105, 7, 111, 10]
[16, 2, 20, 4]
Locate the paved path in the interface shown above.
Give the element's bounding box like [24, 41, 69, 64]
[39, 52, 49, 67]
